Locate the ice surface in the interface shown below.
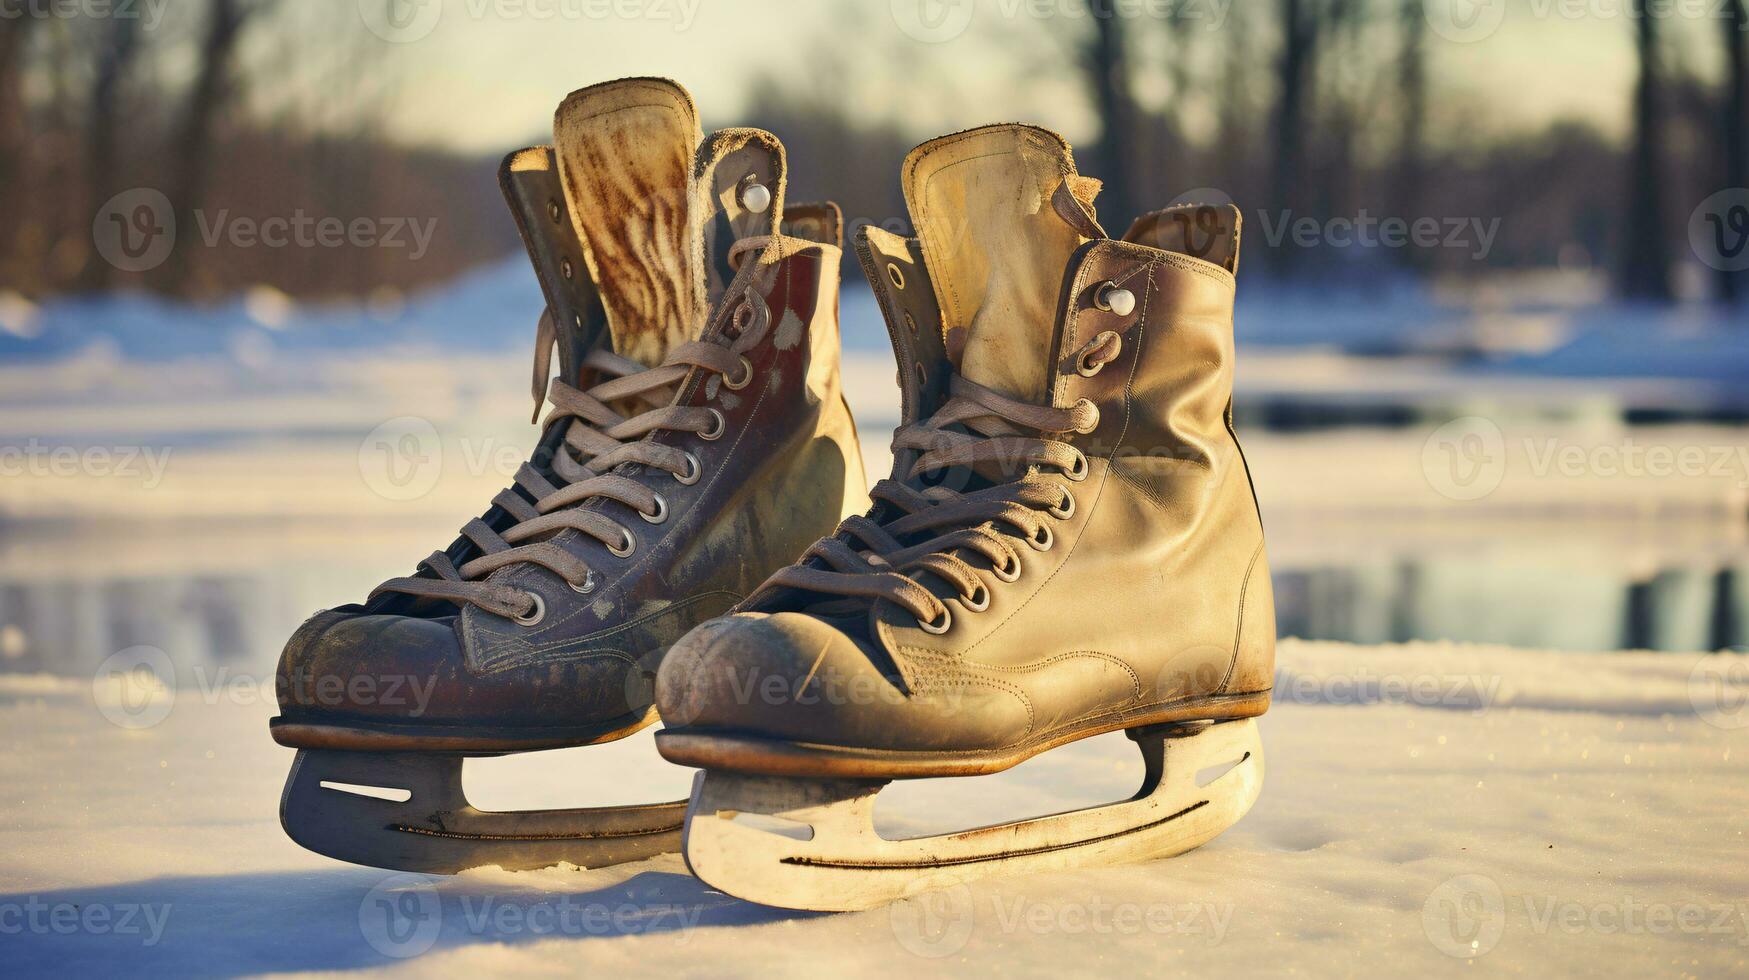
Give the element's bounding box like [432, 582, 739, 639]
[1, 640, 1744, 977]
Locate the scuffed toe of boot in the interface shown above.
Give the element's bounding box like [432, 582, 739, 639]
[657, 612, 894, 740]
[275, 608, 465, 728]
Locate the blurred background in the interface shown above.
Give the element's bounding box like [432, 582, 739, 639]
[0, 0, 1746, 688]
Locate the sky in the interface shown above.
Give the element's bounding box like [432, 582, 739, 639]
[244, 0, 1725, 154]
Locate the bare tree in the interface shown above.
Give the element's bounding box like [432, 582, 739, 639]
[1619, 0, 1672, 301]
[1394, 0, 1428, 270]
[1271, 0, 1316, 274]
[0, 19, 36, 231]
[1086, 0, 1137, 227]
[1720, 0, 1747, 304]
[76, 16, 146, 294]
[168, 0, 278, 293]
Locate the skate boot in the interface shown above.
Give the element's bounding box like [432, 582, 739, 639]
[655, 124, 1273, 910]
[271, 77, 867, 874]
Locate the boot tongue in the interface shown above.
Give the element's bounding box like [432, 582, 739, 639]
[553, 77, 704, 368]
[902, 125, 1098, 403]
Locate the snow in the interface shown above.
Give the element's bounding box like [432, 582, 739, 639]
[1, 640, 1744, 976]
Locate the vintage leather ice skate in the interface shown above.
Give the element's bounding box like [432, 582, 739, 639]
[655, 124, 1273, 910]
[271, 78, 866, 874]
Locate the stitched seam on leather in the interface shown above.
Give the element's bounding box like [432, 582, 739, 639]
[480, 648, 640, 677]
[1217, 539, 1266, 695]
[896, 645, 1037, 733]
[472, 589, 741, 672]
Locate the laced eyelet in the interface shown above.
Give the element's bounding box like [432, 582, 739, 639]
[1065, 450, 1090, 482]
[513, 592, 546, 626]
[640, 494, 668, 524]
[699, 408, 726, 441]
[608, 529, 636, 558]
[959, 583, 990, 612]
[673, 451, 702, 485]
[918, 605, 952, 634]
[568, 573, 596, 595]
[1073, 398, 1101, 433]
[992, 552, 1022, 582]
[722, 355, 754, 390]
[1049, 489, 1076, 520]
[1028, 524, 1054, 552]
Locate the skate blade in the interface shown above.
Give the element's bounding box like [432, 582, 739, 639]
[280, 748, 684, 874]
[680, 718, 1263, 912]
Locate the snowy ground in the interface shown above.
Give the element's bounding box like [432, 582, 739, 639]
[1, 639, 1745, 977]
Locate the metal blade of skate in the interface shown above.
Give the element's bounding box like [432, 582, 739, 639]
[680, 719, 1263, 912]
[281, 749, 685, 874]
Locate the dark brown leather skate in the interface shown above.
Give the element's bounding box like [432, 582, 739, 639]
[655, 123, 1273, 910]
[271, 78, 865, 874]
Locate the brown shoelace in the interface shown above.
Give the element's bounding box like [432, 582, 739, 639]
[767, 359, 1114, 630]
[372, 290, 771, 620]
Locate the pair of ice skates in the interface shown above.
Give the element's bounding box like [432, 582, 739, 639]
[271, 77, 1273, 913]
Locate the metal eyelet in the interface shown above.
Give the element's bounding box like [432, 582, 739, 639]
[1028, 524, 1054, 552]
[608, 529, 636, 558]
[568, 572, 596, 595]
[1049, 489, 1076, 520]
[1065, 450, 1089, 482]
[918, 605, 952, 634]
[903, 312, 918, 334]
[699, 408, 726, 441]
[673, 451, 702, 485]
[1072, 398, 1101, 432]
[722, 355, 754, 390]
[959, 583, 990, 612]
[914, 362, 927, 386]
[992, 552, 1022, 582]
[640, 494, 668, 524]
[561, 258, 574, 280]
[513, 592, 546, 626]
[1093, 281, 1135, 316]
[887, 264, 906, 290]
[739, 177, 771, 214]
[547, 201, 562, 223]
